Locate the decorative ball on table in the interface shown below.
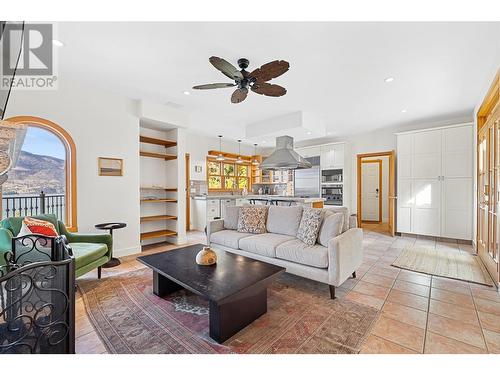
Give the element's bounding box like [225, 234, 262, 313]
[195, 246, 217, 265]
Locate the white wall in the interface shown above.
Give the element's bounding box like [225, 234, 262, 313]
[6, 77, 141, 257]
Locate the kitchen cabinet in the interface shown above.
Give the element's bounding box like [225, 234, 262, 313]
[220, 198, 236, 218]
[206, 198, 221, 222]
[320, 144, 344, 169]
[297, 146, 320, 158]
[396, 124, 473, 239]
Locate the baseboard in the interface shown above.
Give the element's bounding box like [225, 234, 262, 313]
[114, 246, 141, 258]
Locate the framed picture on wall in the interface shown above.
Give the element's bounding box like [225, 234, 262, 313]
[98, 157, 123, 176]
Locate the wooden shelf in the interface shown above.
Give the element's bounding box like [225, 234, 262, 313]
[140, 187, 178, 191]
[140, 215, 177, 223]
[139, 135, 177, 148]
[140, 198, 178, 203]
[140, 229, 177, 241]
[140, 151, 177, 160]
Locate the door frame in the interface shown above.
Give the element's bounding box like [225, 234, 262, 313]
[476, 69, 499, 286]
[185, 153, 190, 232]
[360, 159, 382, 223]
[357, 151, 396, 235]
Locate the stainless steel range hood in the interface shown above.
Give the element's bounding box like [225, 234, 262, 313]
[260, 135, 312, 170]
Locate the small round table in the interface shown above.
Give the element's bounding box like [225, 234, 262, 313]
[95, 222, 127, 268]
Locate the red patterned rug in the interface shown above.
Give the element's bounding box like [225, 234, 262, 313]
[78, 268, 378, 354]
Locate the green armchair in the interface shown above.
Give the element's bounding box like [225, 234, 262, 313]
[0, 214, 111, 279]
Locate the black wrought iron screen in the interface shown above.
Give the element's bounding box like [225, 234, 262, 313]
[0, 235, 75, 354]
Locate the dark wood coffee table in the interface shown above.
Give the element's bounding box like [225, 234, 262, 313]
[137, 244, 285, 343]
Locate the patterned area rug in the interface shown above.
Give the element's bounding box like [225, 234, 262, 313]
[392, 246, 494, 286]
[78, 268, 378, 354]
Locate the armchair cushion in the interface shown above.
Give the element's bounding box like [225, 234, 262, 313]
[1, 214, 60, 237]
[71, 242, 109, 269]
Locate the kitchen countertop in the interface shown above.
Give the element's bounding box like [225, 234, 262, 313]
[192, 194, 325, 203]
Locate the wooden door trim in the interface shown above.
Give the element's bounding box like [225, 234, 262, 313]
[185, 153, 190, 232]
[357, 151, 395, 233]
[476, 68, 500, 286]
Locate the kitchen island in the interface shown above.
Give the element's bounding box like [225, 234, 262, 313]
[190, 194, 326, 231]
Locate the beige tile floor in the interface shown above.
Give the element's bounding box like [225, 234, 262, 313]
[75, 229, 500, 354]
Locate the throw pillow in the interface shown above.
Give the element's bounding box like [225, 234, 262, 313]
[18, 221, 33, 237]
[224, 205, 240, 230]
[23, 217, 58, 237]
[237, 206, 268, 234]
[297, 208, 323, 246]
[317, 212, 344, 247]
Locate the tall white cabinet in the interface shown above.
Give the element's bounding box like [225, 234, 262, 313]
[396, 124, 473, 240]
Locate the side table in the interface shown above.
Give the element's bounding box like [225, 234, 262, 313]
[95, 222, 127, 268]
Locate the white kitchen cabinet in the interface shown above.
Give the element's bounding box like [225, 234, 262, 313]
[396, 123, 473, 240]
[191, 198, 207, 231]
[320, 144, 345, 169]
[206, 198, 221, 221]
[220, 198, 236, 218]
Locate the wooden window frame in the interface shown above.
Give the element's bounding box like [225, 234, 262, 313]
[206, 157, 251, 192]
[6, 116, 78, 231]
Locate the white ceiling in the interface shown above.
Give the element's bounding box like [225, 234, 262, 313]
[55, 22, 500, 143]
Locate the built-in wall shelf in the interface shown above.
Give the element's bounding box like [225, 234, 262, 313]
[140, 187, 178, 192]
[140, 151, 177, 160]
[140, 229, 177, 241]
[140, 198, 178, 203]
[140, 215, 177, 223]
[139, 135, 177, 148]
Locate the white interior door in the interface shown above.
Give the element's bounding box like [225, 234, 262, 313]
[362, 161, 381, 221]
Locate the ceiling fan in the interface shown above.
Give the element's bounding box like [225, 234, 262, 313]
[193, 57, 290, 104]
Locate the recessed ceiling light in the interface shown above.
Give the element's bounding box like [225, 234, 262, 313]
[183, 91, 190, 95]
[401, 109, 407, 113]
[262, 140, 267, 144]
[52, 39, 64, 47]
[306, 131, 312, 135]
[384, 77, 395, 83]
[327, 131, 332, 135]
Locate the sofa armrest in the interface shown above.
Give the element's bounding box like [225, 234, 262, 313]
[349, 214, 358, 229]
[207, 219, 224, 244]
[327, 228, 363, 286]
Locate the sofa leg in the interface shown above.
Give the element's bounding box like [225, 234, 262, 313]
[97, 266, 102, 279]
[352, 271, 357, 278]
[329, 285, 336, 299]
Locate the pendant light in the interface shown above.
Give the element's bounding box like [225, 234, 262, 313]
[252, 143, 259, 166]
[236, 140, 244, 164]
[216, 135, 225, 161]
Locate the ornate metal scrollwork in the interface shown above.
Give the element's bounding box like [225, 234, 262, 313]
[0, 235, 75, 354]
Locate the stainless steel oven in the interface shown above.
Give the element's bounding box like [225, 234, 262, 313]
[321, 168, 343, 183]
[321, 184, 343, 206]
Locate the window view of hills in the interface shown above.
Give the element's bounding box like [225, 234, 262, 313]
[2, 150, 65, 196]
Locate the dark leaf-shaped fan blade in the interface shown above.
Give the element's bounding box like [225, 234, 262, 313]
[209, 56, 243, 80]
[251, 82, 287, 97]
[249, 60, 289, 82]
[231, 88, 248, 104]
[192, 83, 236, 90]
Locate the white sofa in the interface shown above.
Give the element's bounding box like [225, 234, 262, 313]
[207, 205, 363, 298]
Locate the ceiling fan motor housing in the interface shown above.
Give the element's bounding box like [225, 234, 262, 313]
[237, 58, 250, 70]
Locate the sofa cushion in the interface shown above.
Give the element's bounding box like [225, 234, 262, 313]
[237, 206, 268, 234]
[266, 205, 303, 236]
[239, 233, 295, 258]
[70, 242, 109, 269]
[324, 206, 349, 233]
[210, 230, 254, 249]
[224, 206, 240, 230]
[276, 239, 328, 268]
[317, 212, 344, 247]
[296, 208, 324, 245]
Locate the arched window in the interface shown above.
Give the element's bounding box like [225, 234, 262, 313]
[3, 116, 77, 231]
